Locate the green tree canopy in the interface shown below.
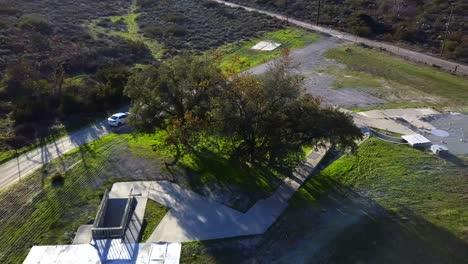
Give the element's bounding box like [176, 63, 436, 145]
[125, 55, 362, 170]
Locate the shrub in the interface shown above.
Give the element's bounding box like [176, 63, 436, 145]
[165, 24, 187, 37]
[143, 26, 163, 38]
[201, 1, 219, 8]
[18, 15, 51, 35]
[0, 5, 21, 16]
[164, 13, 187, 24]
[51, 172, 64, 187]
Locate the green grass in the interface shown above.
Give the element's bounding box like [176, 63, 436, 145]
[0, 134, 129, 263]
[319, 67, 383, 89]
[179, 138, 468, 263]
[296, 138, 468, 240]
[217, 28, 319, 73]
[351, 101, 444, 113]
[140, 200, 169, 242]
[324, 45, 468, 108]
[128, 132, 282, 208]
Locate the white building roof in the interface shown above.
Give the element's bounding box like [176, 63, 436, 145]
[402, 134, 431, 146]
[22, 242, 181, 264]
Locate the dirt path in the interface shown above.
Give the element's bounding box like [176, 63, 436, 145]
[213, 0, 468, 76]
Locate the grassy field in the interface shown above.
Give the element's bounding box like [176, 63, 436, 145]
[0, 134, 127, 263]
[180, 138, 468, 263]
[139, 200, 169, 242]
[217, 28, 319, 73]
[324, 45, 468, 111]
[296, 138, 467, 239]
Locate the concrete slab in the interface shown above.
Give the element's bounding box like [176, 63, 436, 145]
[251, 41, 281, 51]
[73, 225, 92, 245]
[424, 114, 468, 154]
[358, 108, 440, 132]
[23, 242, 181, 264]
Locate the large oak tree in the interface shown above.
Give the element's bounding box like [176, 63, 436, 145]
[125, 55, 362, 169]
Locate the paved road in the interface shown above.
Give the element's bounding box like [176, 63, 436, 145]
[213, 0, 468, 76]
[108, 146, 329, 242]
[0, 120, 111, 190]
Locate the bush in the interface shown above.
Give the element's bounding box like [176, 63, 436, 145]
[18, 15, 51, 35]
[0, 5, 21, 16]
[165, 24, 187, 37]
[164, 13, 187, 24]
[143, 26, 163, 38]
[201, 1, 219, 8]
[51, 172, 64, 187]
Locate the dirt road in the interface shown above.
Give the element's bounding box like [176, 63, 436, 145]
[212, 0, 468, 76]
[247, 36, 386, 108]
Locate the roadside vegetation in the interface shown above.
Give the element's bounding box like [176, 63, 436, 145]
[323, 45, 468, 111]
[225, 0, 468, 64]
[180, 138, 468, 263]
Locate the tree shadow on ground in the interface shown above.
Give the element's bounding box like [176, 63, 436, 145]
[171, 149, 283, 212]
[439, 152, 467, 168]
[179, 176, 468, 264]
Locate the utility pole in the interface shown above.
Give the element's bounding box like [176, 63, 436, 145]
[316, 0, 322, 25]
[440, 4, 454, 57]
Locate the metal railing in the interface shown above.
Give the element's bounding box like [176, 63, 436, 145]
[92, 189, 134, 239]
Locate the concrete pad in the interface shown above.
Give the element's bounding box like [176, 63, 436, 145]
[73, 225, 92, 245]
[352, 112, 415, 135]
[358, 108, 440, 132]
[424, 114, 468, 154]
[23, 242, 181, 264]
[251, 41, 281, 51]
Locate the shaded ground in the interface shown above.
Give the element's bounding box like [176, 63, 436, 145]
[180, 138, 468, 263]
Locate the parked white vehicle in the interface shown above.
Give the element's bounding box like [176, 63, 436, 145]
[107, 112, 129, 126]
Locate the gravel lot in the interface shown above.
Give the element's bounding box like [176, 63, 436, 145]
[247, 36, 386, 109]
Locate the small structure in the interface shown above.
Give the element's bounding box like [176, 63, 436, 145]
[402, 134, 431, 148]
[430, 144, 449, 155]
[23, 243, 182, 264]
[251, 41, 281, 51]
[92, 189, 134, 239]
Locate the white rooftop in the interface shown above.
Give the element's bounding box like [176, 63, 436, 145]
[251, 41, 281, 51]
[22, 242, 181, 264]
[402, 134, 431, 147]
